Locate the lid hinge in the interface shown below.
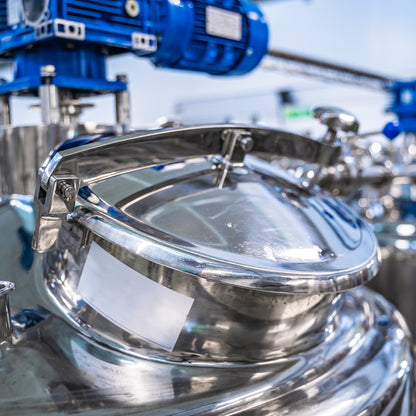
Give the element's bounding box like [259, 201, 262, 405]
[32, 170, 81, 253]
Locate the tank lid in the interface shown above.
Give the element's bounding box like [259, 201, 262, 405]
[76, 162, 378, 295]
[33, 125, 379, 294]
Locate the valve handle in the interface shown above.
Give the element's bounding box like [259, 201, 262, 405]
[313, 107, 360, 142]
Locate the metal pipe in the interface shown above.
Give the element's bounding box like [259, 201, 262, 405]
[39, 65, 61, 125]
[265, 48, 393, 90]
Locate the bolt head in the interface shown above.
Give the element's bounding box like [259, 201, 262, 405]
[41, 65, 56, 77]
[125, 0, 140, 17]
[240, 137, 254, 153]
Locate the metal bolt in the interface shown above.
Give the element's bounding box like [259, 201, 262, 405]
[239, 136, 254, 153]
[41, 65, 56, 78]
[125, 0, 139, 17]
[58, 182, 76, 202]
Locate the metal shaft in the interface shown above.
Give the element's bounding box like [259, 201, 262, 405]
[264, 48, 393, 90]
[115, 74, 131, 133]
[39, 65, 61, 125]
[0, 95, 10, 126]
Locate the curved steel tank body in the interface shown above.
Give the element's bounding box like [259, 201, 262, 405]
[0, 196, 412, 415]
[0, 124, 414, 415]
[369, 221, 416, 343]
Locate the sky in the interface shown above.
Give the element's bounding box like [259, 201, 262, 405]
[4, 0, 416, 133]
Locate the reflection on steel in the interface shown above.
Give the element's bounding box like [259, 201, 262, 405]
[0, 124, 116, 196]
[32, 124, 341, 253]
[0, 152, 409, 414]
[115, 74, 131, 133]
[0, 123, 412, 413]
[0, 281, 13, 344]
[282, 104, 416, 344]
[264, 48, 393, 90]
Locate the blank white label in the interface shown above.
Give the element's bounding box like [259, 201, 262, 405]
[7, 0, 20, 25]
[78, 242, 194, 352]
[206, 6, 242, 41]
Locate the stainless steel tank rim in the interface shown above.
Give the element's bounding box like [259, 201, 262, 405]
[32, 124, 380, 294]
[74, 209, 381, 295]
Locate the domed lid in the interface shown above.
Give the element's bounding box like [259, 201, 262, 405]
[33, 125, 379, 294]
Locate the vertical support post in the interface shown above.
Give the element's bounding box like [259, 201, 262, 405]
[0, 94, 11, 126]
[115, 74, 131, 133]
[0, 281, 14, 358]
[39, 65, 61, 125]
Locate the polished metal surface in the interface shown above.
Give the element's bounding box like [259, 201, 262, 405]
[0, 281, 14, 344]
[1, 228, 413, 415]
[0, 123, 116, 196]
[115, 74, 131, 133]
[0, 94, 10, 126]
[0, 72, 131, 197]
[29, 126, 378, 364]
[369, 223, 416, 340]
[0, 124, 69, 195]
[324, 124, 416, 342]
[71, 158, 379, 294]
[0, 188, 413, 414]
[313, 106, 360, 139]
[1, 123, 413, 414]
[33, 124, 340, 253]
[39, 65, 61, 125]
[3, 288, 414, 415]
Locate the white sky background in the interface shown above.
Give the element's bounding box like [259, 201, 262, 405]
[6, 0, 416, 132]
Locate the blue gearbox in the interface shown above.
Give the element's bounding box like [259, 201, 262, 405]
[0, 0, 268, 95]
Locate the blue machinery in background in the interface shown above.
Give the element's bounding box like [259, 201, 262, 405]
[0, 0, 413, 137]
[384, 81, 416, 138]
[264, 49, 416, 138]
[0, 0, 268, 97]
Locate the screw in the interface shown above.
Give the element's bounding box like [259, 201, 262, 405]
[58, 182, 76, 202]
[239, 136, 254, 153]
[125, 0, 140, 17]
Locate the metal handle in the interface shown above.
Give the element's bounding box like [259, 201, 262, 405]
[313, 107, 360, 143]
[33, 124, 341, 252]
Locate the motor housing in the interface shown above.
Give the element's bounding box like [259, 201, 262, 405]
[0, 0, 268, 96]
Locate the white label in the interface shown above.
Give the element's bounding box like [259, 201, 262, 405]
[54, 19, 85, 40]
[206, 6, 242, 41]
[7, 0, 20, 26]
[78, 242, 194, 352]
[132, 32, 157, 52]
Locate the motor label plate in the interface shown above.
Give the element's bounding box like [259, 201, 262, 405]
[206, 6, 242, 41]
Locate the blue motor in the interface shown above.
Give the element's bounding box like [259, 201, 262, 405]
[0, 0, 268, 96]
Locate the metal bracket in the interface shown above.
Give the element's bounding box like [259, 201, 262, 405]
[33, 171, 80, 253]
[217, 129, 253, 188]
